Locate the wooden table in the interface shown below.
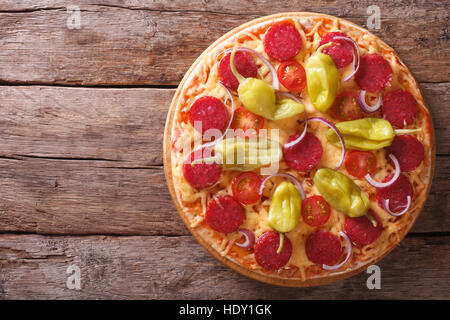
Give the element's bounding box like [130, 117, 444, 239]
[0, 1, 448, 299]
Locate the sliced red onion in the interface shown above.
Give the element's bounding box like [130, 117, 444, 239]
[333, 36, 360, 82]
[323, 231, 352, 271]
[259, 172, 306, 200]
[383, 195, 411, 217]
[364, 154, 400, 188]
[219, 47, 279, 90]
[198, 82, 235, 150]
[358, 90, 382, 113]
[308, 117, 346, 170]
[277, 92, 308, 149]
[234, 228, 255, 249]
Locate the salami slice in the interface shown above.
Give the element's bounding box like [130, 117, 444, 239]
[376, 174, 413, 213]
[183, 148, 222, 189]
[218, 51, 258, 91]
[305, 231, 342, 265]
[205, 195, 244, 233]
[189, 96, 228, 134]
[254, 231, 292, 270]
[318, 32, 354, 69]
[382, 89, 419, 128]
[263, 22, 302, 61]
[344, 210, 383, 245]
[283, 132, 323, 171]
[355, 54, 392, 93]
[387, 135, 424, 172]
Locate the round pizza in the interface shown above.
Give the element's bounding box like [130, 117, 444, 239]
[164, 13, 435, 286]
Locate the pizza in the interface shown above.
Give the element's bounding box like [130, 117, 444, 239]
[164, 13, 435, 286]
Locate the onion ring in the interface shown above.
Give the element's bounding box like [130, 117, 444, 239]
[234, 228, 255, 249]
[278, 92, 309, 150]
[365, 154, 400, 188]
[358, 90, 382, 113]
[259, 172, 306, 200]
[333, 36, 360, 82]
[322, 231, 352, 271]
[383, 195, 412, 217]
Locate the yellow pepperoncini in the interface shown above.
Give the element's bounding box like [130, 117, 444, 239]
[306, 43, 339, 112]
[326, 118, 421, 151]
[267, 181, 301, 233]
[313, 168, 373, 223]
[230, 49, 304, 120]
[192, 136, 282, 171]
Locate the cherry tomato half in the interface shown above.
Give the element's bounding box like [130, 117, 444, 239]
[345, 150, 377, 178]
[329, 91, 364, 121]
[230, 107, 265, 137]
[231, 172, 262, 205]
[301, 195, 331, 227]
[277, 60, 307, 93]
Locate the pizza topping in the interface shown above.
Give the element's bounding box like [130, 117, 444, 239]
[205, 195, 244, 233]
[344, 210, 383, 245]
[386, 135, 424, 172]
[301, 195, 331, 227]
[218, 51, 258, 91]
[283, 132, 323, 172]
[314, 168, 371, 220]
[230, 107, 264, 137]
[358, 90, 382, 113]
[382, 89, 419, 128]
[355, 53, 392, 93]
[254, 231, 292, 270]
[183, 148, 222, 189]
[267, 181, 302, 233]
[365, 153, 400, 188]
[383, 195, 412, 217]
[263, 22, 302, 61]
[377, 174, 414, 214]
[306, 230, 342, 265]
[234, 228, 255, 249]
[329, 90, 364, 121]
[319, 32, 355, 69]
[231, 172, 262, 205]
[306, 43, 339, 112]
[189, 96, 228, 134]
[345, 150, 377, 178]
[332, 36, 360, 81]
[277, 60, 307, 92]
[259, 172, 306, 200]
[322, 232, 352, 271]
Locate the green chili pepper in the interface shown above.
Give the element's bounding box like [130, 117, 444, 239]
[306, 43, 339, 112]
[267, 181, 301, 233]
[230, 49, 304, 120]
[313, 168, 373, 224]
[326, 118, 421, 151]
[192, 137, 282, 171]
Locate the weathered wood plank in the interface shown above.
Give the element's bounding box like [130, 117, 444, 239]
[0, 234, 448, 299]
[0, 83, 448, 167]
[0, 0, 448, 85]
[0, 156, 447, 235]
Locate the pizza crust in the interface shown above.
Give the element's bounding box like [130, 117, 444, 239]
[163, 12, 435, 287]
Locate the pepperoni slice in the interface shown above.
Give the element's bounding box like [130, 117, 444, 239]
[218, 51, 258, 91]
[305, 231, 342, 265]
[254, 231, 292, 270]
[183, 148, 222, 189]
[376, 174, 413, 213]
[283, 132, 323, 171]
[355, 54, 392, 93]
[205, 195, 244, 233]
[263, 23, 302, 61]
[382, 89, 419, 128]
[318, 32, 354, 69]
[189, 96, 228, 134]
[387, 135, 424, 172]
[344, 210, 383, 245]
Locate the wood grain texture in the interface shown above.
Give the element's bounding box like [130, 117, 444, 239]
[0, 0, 448, 85]
[0, 234, 448, 299]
